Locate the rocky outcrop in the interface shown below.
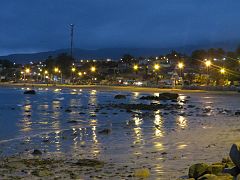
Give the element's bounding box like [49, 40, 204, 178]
[114, 94, 126, 99]
[186, 143, 240, 179]
[230, 143, 240, 169]
[140, 92, 179, 101]
[23, 90, 36, 94]
[188, 163, 209, 179]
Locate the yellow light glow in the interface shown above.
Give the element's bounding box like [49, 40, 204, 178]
[91, 66, 96, 72]
[71, 67, 76, 72]
[205, 60, 211, 67]
[178, 62, 184, 69]
[133, 64, 138, 71]
[25, 68, 30, 73]
[54, 67, 59, 73]
[154, 64, 160, 70]
[78, 72, 83, 76]
[220, 68, 225, 74]
[44, 70, 48, 74]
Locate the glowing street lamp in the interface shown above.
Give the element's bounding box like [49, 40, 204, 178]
[91, 66, 96, 72]
[54, 67, 59, 73]
[154, 64, 160, 71]
[78, 72, 83, 76]
[44, 70, 48, 75]
[205, 60, 211, 67]
[178, 62, 184, 69]
[71, 67, 76, 72]
[133, 64, 138, 71]
[178, 62, 184, 77]
[220, 68, 225, 75]
[25, 68, 30, 74]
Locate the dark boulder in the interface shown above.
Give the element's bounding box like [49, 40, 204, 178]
[32, 149, 42, 156]
[98, 129, 111, 134]
[24, 90, 36, 95]
[114, 94, 127, 99]
[140, 92, 179, 101]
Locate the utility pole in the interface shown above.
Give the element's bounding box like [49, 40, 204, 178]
[70, 24, 74, 58]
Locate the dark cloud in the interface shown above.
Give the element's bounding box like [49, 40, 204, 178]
[0, 0, 240, 55]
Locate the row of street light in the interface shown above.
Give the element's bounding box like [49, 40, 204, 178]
[132, 61, 226, 75]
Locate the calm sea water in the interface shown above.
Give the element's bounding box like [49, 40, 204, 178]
[0, 87, 239, 157]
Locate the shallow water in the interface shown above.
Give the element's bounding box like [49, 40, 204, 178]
[0, 87, 240, 179]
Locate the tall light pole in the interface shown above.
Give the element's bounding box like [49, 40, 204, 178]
[70, 24, 74, 59]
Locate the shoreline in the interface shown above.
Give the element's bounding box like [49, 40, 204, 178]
[0, 82, 239, 95]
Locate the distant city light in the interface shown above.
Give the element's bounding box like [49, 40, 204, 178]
[220, 68, 225, 74]
[205, 60, 211, 67]
[154, 64, 160, 70]
[133, 64, 139, 71]
[178, 62, 184, 69]
[25, 68, 30, 73]
[91, 66, 96, 72]
[71, 67, 76, 72]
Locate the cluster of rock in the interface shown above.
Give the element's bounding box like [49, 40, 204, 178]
[181, 143, 240, 179]
[23, 89, 36, 94]
[140, 92, 179, 100]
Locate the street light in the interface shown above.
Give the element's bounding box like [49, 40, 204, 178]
[71, 67, 76, 72]
[133, 64, 138, 71]
[205, 60, 211, 68]
[78, 72, 83, 76]
[91, 66, 96, 72]
[178, 62, 184, 77]
[25, 68, 30, 74]
[220, 68, 225, 74]
[178, 62, 184, 69]
[54, 67, 59, 73]
[154, 64, 160, 71]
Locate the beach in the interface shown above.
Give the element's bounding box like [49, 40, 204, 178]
[0, 86, 239, 179]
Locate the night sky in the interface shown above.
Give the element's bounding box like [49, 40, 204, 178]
[1, 0, 240, 55]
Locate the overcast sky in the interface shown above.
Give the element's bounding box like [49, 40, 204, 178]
[0, 0, 240, 55]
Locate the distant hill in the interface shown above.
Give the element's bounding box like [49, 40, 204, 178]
[0, 41, 239, 64]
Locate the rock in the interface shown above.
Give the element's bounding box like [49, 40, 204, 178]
[75, 159, 104, 167]
[188, 163, 209, 179]
[223, 166, 240, 176]
[235, 111, 240, 116]
[31, 149, 42, 156]
[24, 90, 36, 95]
[32, 169, 52, 177]
[140, 93, 179, 101]
[114, 95, 126, 99]
[67, 120, 78, 123]
[65, 109, 72, 113]
[237, 173, 240, 180]
[98, 129, 111, 134]
[134, 168, 150, 178]
[198, 173, 233, 180]
[229, 143, 240, 169]
[197, 174, 218, 180]
[207, 164, 224, 175]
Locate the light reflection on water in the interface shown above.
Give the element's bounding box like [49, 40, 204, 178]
[0, 88, 239, 178]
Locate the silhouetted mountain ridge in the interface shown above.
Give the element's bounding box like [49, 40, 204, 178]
[1, 41, 239, 64]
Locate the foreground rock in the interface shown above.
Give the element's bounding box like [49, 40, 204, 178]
[74, 159, 104, 167]
[188, 163, 209, 179]
[134, 168, 150, 178]
[140, 92, 179, 100]
[24, 90, 36, 95]
[186, 143, 240, 179]
[230, 143, 240, 169]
